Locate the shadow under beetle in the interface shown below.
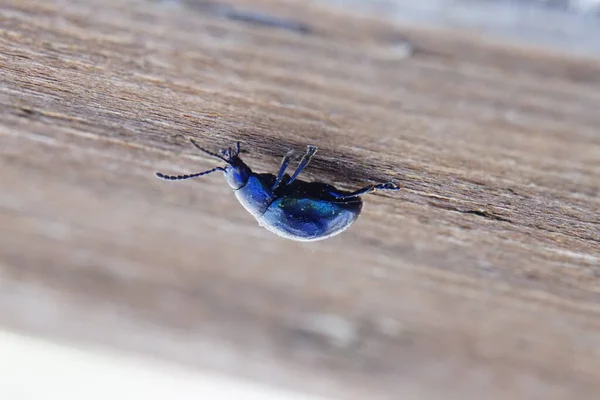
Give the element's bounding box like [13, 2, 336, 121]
[155, 139, 399, 241]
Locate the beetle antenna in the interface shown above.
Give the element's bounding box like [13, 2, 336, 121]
[155, 166, 225, 181]
[189, 138, 228, 162]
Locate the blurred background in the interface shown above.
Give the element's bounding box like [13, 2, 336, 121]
[1, 0, 599, 399]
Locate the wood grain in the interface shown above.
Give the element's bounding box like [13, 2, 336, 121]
[1, 0, 599, 399]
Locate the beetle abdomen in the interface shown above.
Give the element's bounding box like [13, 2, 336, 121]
[259, 197, 362, 241]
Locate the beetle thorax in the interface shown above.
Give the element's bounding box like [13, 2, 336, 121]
[224, 157, 251, 190]
[234, 175, 276, 218]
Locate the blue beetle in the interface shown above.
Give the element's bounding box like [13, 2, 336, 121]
[155, 139, 399, 241]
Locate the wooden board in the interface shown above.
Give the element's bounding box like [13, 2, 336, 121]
[1, 0, 599, 398]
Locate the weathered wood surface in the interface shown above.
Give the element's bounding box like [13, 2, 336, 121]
[1, 0, 599, 399]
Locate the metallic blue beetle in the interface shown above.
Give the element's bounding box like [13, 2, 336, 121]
[156, 139, 399, 241]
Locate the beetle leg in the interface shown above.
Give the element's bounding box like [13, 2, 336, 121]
[287, 145, 318, 185]
[329, 182, 399, 199]
[272, 149, 296, 190]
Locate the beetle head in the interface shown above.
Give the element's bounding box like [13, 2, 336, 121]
[220, 143, 251, 190]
